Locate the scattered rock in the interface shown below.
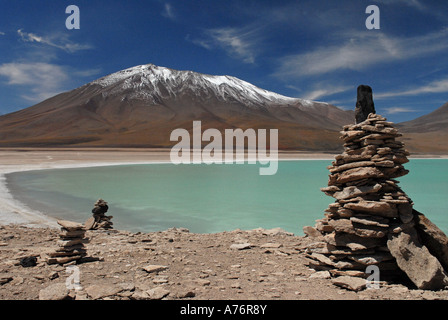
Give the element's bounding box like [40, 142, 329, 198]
[0, 275, 13, 285]
[230, 243, 252, 250]
[332, 276, 367, 292]
[85, 284, 123, 300]
[147, 287, 170, 300]
[20, 256, 37, 268]
[309, 271, 331, 279]
[39, 283, 70, 300]
[142, 265, 169, 273]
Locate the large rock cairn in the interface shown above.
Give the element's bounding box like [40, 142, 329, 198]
[304, 87, 448, 290]
[47, 220, 88, 265]
[85, 199, 113, 230]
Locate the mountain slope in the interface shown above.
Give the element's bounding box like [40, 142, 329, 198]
[397, 102, 448, 154]
[0, 64, 354, 150]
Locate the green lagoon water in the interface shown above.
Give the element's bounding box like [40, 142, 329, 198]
[6, 159, 448, 235]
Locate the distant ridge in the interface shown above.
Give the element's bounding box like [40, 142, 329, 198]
[397, 102, 448, 154]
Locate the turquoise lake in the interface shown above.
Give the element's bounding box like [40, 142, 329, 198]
[6, 159, 448, 235]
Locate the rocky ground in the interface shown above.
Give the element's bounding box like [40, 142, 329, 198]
[1, 224, 448, 301]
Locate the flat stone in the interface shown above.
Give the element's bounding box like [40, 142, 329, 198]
[347, 252, 393, 265]
[39, 283, 70, 300]
[329, 219, 387, 238]
[309, 271, 331, 279]
[350, 215, 389, 228]
[344, 201, 398, 218]
[84, 217, 96, 230]
[85, 284, 122, 300]
[331, 167, 385, 185]
[302, 226, 322, 238]
[47, 255, 83, 265]
[57, 220, 85, 231]
[324, 232, 385, 251]
[260, 242, 284, 249]
[332, 276, 367, 291]
[329, 161, 375, 174]
[230, 243, 252, 250]
[333, 184, 382, 201]
[59, 229, 86, 239]
[142, 265, 169, 273]
[146, 287, 170, 300]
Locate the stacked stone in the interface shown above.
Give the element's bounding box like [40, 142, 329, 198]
[305, 113, 412, 276]
[47, 220, 88, 265]
[85, 199, 113, 230]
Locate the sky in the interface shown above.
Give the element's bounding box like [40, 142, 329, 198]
[0, 0, 447, 123]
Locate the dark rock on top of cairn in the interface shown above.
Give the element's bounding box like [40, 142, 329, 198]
[85, 199, 113, 230]
[355, 85, 376, 124]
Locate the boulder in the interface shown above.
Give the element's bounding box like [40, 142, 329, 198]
[387, 227, 448, 290]
[413, 210, 448, 272]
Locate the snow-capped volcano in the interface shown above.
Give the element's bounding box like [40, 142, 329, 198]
[0, 63, 353, 149]
[92, 64, 305, 107]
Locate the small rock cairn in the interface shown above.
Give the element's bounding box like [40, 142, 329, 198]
[85, 199, 113, 230]
[304, 104, 448, 289]
[47, 220, 88, 265]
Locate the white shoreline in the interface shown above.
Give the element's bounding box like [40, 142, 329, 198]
[0, 155, 445, 228]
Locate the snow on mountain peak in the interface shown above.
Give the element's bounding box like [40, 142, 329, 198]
[92, 63, 306, 106]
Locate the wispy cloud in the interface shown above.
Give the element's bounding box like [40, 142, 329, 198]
[373, 0, 425, 10]
[385, 107, 420, 115]
[0, 62, 99, 102]
[376, 78, 448, 99]
[0, 31, 5, 36]
[191, 26, 261, 64]
[274, 29, 448, 78]
[0, 62, 68, 102]
[302, 84, 352, 100]
[162, 3, 176, 20]
[17, 29, 92, 53]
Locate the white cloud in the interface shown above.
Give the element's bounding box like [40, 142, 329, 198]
[0, 62, 99, 103]
[162, 3, 176, 20]
[0, 31, 5, 36]
[373, 0, 425, 10]
[274, 29, 448, 78]
[385, 107, 420, 115]
[17, 29, 92, 53]
[192, 27, 261, 64]
[376, 78, 448, 99]
[0, 62, 68, 102]
[302, 84, 352, 100]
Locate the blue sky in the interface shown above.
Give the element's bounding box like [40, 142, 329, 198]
[0, 0, 447, 123]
